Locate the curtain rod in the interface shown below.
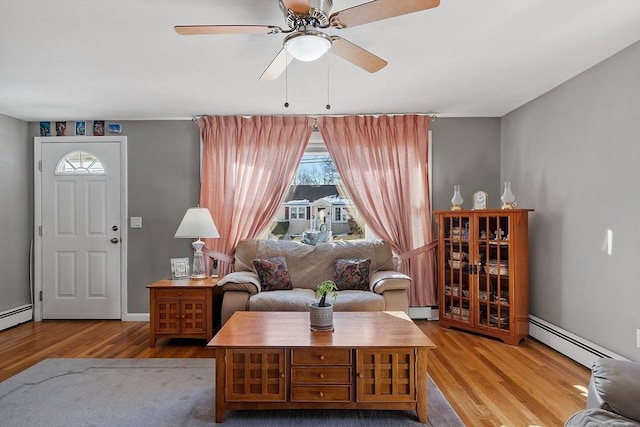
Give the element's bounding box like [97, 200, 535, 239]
[192, 113, 437, 122]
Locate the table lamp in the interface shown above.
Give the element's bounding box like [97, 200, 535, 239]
[174, 207, 219, 279]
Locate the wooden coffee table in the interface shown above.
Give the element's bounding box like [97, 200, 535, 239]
[207, 311, 436, 423]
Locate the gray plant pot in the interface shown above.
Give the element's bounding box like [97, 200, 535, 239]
[309, 302, 334, 331]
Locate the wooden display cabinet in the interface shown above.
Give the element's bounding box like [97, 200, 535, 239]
[433, 209, 533, 345]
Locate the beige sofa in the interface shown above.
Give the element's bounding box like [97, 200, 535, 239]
[217, 239, 411, 325]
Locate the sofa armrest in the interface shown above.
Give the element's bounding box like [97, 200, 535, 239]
[369, 271, 411, 294]
[587, 358, 640, 422]
[218, 271, 261, 294]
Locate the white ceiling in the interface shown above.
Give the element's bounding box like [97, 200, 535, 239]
[1, 0, 638, 122]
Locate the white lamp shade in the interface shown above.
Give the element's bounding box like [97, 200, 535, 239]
[284, 31, 332, 62]
[174, 207, 220, 238]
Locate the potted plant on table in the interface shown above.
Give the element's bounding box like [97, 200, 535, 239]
[310, 280, 338, 331]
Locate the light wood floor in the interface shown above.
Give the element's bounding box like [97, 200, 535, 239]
[0, 319, 589, 426]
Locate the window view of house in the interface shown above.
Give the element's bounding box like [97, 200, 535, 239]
[268, 152, 365, 242]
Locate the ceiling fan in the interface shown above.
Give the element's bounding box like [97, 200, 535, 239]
[175, 0, 440, 80]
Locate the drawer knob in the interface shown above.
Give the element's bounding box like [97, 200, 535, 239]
[178, 292, 183, 296]
[357, 373, 362, 379]
[280, 372, 285, 378]
[319, 355, 325, 361]
[318, 392, 324, 398]
[319, 373, 325, 379]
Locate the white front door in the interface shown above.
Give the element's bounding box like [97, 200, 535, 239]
[39, 140, 122, 319]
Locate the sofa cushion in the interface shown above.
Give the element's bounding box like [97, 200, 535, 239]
[248, 288, 385, 312]
[332, 290, 385, 311]
[249, 289, 315, 311]
[252, 256, 293, 291]
[334, 258, 371, 291]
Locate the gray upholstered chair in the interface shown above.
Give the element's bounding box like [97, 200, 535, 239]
[565, 358, 640, 426]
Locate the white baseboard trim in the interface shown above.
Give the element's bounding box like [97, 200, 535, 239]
[528, 315, 628, 368]
[409, 306, 438, 320]
[123, 313, 149, 322]
[0, 304, 33, 331]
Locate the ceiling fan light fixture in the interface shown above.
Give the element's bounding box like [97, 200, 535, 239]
[284, 30, 332, 62]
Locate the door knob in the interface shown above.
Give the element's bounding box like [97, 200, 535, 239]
[110, 238, 119, 244]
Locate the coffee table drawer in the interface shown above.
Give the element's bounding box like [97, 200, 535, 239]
[291, 366, 351, 384]
[291, 348, 351, 365]
[291, 385, 351, 402]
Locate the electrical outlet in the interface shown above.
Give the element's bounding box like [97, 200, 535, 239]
[130, 217, 142, 229]
[636, 328, 640, 349]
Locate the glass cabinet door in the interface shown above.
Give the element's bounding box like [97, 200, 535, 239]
[476, 213, 512, 333]
[440, 213, 472, 326]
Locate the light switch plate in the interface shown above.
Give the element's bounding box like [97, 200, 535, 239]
[130, 217, 142, 228]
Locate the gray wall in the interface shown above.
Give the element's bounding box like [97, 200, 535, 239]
[501, 41, 640, 360]
[0, 114, 31, 311]
[26, 120, 201, 314]
[431, 118, 501, 211]
[6, 117, 497, 316]
[120, 121, 201, 313]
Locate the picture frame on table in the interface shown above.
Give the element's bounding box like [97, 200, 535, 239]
[171, 257, 190, 279]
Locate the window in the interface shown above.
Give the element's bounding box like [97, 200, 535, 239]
[55, 151, 105, 175]
[268, 134, 366, 241]
[263, 128, 432, 242]
[288, 206, 306, 220]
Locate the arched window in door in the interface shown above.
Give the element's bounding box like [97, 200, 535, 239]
[55, 151, 105, 175]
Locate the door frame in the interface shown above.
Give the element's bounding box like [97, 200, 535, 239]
[33, 136, 128, 321]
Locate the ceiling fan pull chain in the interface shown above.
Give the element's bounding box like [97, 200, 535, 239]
[284, 50, 290, 108]
[326, 54, 331, 110]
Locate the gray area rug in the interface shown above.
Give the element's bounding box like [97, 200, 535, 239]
[0, 358, 464, 426]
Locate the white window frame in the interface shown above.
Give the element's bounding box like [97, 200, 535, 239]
[55, 150, 105, 175]
[289, 206, 306, 220]
[334, 206, 347, 223]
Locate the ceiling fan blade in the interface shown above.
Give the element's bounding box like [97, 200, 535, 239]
[329, 0, 440, 29]
[329, 36, 387, 73]
[259, 48, 294, 80]
[174, 25, 282, 35]
[280, 0, 311, 14]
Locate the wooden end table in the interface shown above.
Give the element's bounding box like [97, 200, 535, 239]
[147, 277, 221, 347]
[208, 311, 436, 423]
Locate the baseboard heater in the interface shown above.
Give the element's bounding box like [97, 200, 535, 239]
[529, 314, 628, 368]
[0, 304, 33, 332]
[409, 306, 439, 320]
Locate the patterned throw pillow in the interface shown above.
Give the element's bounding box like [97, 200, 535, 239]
[334, 258, 371, 291]
[252, 256, 293, 291]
